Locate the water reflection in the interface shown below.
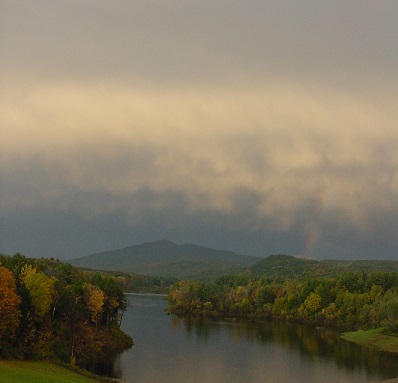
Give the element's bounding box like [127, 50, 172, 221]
[172, 315, 398, 379]
[82, 353, 123, 379]
[91, 295, 398, 383]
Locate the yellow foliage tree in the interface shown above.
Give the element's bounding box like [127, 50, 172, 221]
[304, 292, 322, 314]
[20, 264, 55, 319]
[83, 283, 105, 329]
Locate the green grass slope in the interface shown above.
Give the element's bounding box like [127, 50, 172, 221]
[0, 361, 96, 383]
[70, 240, 259, 280]
[341, 328, 398, 353]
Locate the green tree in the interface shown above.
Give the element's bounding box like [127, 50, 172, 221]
[20, 264, 56, 319]
[380, 291, 398, 332]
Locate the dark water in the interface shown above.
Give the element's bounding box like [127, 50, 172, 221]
[101, 294, 398, 383]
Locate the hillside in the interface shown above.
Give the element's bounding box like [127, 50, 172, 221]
[70, 242, 398, 281]
[70, 240, 260, 280]
[247, 254, 398, 279]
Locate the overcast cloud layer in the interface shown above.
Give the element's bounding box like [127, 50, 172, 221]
[1, 1, 398, 260]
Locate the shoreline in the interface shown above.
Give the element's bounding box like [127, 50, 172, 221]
[341, 328, 398, 354]
[125, 292, 168, 297]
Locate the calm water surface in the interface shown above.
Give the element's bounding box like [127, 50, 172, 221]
[106, 294, 398, 383]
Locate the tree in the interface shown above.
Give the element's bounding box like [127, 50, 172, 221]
[380, 291, 398, 332]
[20, 264, 55, 319]
[169, 280, 200, 313]
[89, 273, 127, 327]
[303, 292, 323, 318]
[83, 283, 104, 330]
[0, 264, 21, 351]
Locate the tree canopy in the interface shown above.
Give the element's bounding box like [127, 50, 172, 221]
[0, 254, 133, 364]
[168, 271, 398, 332]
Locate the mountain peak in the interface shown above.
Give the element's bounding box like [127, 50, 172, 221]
[70, 240, 260, 280]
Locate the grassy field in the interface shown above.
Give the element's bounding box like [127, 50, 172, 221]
[0, 360, 98, 383]
[341, 328, 398, 353]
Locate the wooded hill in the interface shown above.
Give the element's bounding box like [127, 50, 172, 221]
[70, 240, 398, 281]
[70, 240, 260, 280]
[245, 254, 398, 280]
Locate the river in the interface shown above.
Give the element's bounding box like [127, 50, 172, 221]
[95, 294, 398, 383]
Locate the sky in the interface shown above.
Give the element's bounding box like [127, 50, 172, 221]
[1, 1, 398, 261]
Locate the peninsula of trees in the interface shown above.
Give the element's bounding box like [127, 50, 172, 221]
[0, 253, 133, 366]
[168, 255, 398, 333]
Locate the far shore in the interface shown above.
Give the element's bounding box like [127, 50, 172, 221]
[342, 327, 398, 354]
[124, 292, 168, 297]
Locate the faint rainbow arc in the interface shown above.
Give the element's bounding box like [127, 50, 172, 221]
[302, 190, 331, 259]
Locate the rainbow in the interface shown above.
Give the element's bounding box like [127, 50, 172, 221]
[302, 190, 332, 259]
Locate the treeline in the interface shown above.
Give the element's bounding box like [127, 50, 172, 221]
[168, 271, 398, 331]
[92, 270, 176, 294]
[0, 253, 133, 365]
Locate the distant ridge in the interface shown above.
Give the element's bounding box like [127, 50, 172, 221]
[70, 240, 260, 280]
[246, 254, 398, 279]
[70, 242, 398, 281]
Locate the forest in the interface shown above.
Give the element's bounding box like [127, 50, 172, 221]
[0, 254, 133, 366]
[2, 250, 398, 370]
[100, 270, 176, 294]
[168, 271, 398, 332]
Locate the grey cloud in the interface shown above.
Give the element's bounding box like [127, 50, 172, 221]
[3, 143, 396, 260]
[2, 1, 397, 85]
[1, 1, 397, 261]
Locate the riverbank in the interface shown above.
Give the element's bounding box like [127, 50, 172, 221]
[341, 327, 398, 353]
[0, 360, 124, 383]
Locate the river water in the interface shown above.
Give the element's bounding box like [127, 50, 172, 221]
[99, 294, 398, 383]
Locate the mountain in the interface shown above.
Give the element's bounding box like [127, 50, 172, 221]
[70, 242, 398, 282]
[246, 254, 398, 279]
[70, 240, 260, 280]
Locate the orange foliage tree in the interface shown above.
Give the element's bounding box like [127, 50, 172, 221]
[0, 264, 21, 350]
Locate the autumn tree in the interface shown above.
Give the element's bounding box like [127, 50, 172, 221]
[169, 280, 200, 313]
[0, 264, 21, 352]
[20, 264, 56, 319]
[304, 292, 322, 314]
[0, 254, 133, 362]
[83, 283, 104, 330]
